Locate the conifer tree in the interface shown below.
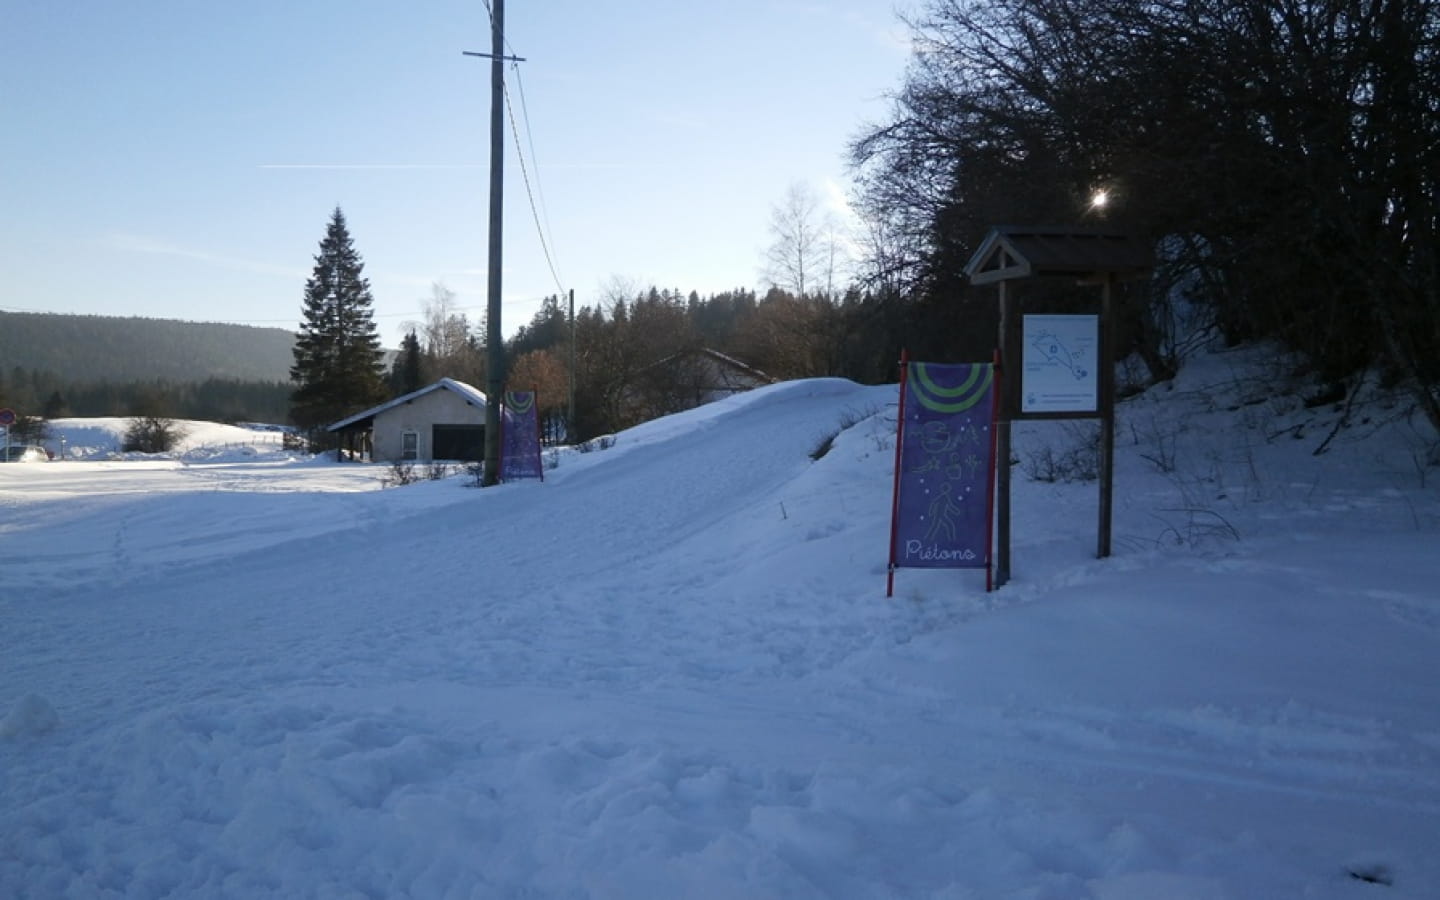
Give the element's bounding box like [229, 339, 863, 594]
[290, 208, 388, 432]
[390, 329, 424, 396]
[42, 390, 68, 419]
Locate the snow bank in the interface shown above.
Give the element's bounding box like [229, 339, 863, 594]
[43, 417, 298, 462]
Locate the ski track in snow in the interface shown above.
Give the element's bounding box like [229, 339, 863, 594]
[2, 374, 1439, 898]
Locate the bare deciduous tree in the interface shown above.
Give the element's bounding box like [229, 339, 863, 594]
[852, 0, 1440, 426]
[763, 182, 848, 300]
[408, 283, 486, 386]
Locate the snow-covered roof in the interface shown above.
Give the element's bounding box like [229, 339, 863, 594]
[326, 377, 487, 432]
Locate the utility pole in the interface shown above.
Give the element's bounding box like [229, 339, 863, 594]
[464, 1, 523, 486]
[567, 287, 576, 439]
[481, 0, 505, 487]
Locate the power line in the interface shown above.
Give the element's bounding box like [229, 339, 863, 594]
[503, 62, 566, 298]
[474, 4, 565, 299]
[510, 64, 565, 292]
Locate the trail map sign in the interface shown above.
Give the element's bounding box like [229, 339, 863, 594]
[963, 225, 1152, 586]
[888, 360, 998, 594]
[1022, 315, 1098, 414]
[499, 390, 543, 481]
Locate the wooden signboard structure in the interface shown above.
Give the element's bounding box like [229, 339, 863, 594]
[963, 226, 1153, 588]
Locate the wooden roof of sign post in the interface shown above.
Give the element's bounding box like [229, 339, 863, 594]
[963, 226, 1154, 285]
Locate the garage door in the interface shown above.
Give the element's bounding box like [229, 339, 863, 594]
[432, 424, 484, 461]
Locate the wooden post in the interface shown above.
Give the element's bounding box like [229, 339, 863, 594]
[996, 280, 1012, 587]
[886, 350, 910, 598]
[1097, 272, 1116, 558]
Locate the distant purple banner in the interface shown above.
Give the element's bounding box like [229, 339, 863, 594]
[500, 390, 544, 481]
[892, 362, 995, 568]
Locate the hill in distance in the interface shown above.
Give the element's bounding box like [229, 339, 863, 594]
[0, 311, 298, 383]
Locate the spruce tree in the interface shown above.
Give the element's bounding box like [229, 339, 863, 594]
[389, 329, 424, 396]
[42, 390, 68, 419]
[290, 207, 388, 432]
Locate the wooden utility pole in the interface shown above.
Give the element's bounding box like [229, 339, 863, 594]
[464, 2, 522, 486]
[567, 287, 576, 436]
[481, 0, 505, 486]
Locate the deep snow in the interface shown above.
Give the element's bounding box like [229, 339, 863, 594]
[2, 351, 1438, 899]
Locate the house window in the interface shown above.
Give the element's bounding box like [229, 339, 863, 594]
[401, 431, 418, 461]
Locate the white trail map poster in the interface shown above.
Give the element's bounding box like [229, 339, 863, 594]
[1021, 315, 1098, 414]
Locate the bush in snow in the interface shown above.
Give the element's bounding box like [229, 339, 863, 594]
[123, 416, 186, 453]
[810, 430, 838, 461]
[382, 460, 418, 487]
[1021, 423, 1099, 483]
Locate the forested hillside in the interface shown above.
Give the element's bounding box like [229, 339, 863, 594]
[0, 312, 299, 423]
[0, 312, 295, 382]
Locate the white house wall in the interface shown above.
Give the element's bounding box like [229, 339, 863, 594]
[372, 388, 486, 463]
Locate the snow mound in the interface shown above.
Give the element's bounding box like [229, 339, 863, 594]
[44, 417, 299, 461]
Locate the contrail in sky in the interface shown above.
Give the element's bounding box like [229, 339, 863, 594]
[259, 164, 485, 170]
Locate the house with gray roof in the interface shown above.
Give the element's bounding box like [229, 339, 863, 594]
[327, 378, 487, 463]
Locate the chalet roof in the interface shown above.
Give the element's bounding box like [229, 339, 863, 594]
[326, 377, 487, 433]
[963, 226, 1154, 285]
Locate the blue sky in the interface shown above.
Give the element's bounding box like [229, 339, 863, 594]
[2, 1, 912, 345]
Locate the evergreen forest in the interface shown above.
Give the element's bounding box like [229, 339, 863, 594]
[0, 312, 296, 424]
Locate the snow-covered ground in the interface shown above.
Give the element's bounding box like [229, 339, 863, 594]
[2, 349, 1438, 898]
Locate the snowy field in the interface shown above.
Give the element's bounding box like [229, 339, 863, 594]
[2, 349, 1439, 898]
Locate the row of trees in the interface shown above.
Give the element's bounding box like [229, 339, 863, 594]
[374, 282, 900, 441]
[287, 170, 925, 445]
[0, 368, 291, 424]
[852, 0, 1440, 430]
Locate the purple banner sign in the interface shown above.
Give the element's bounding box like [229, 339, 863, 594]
[891, 362, 996, 569]
[500, 390, 544, 481]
